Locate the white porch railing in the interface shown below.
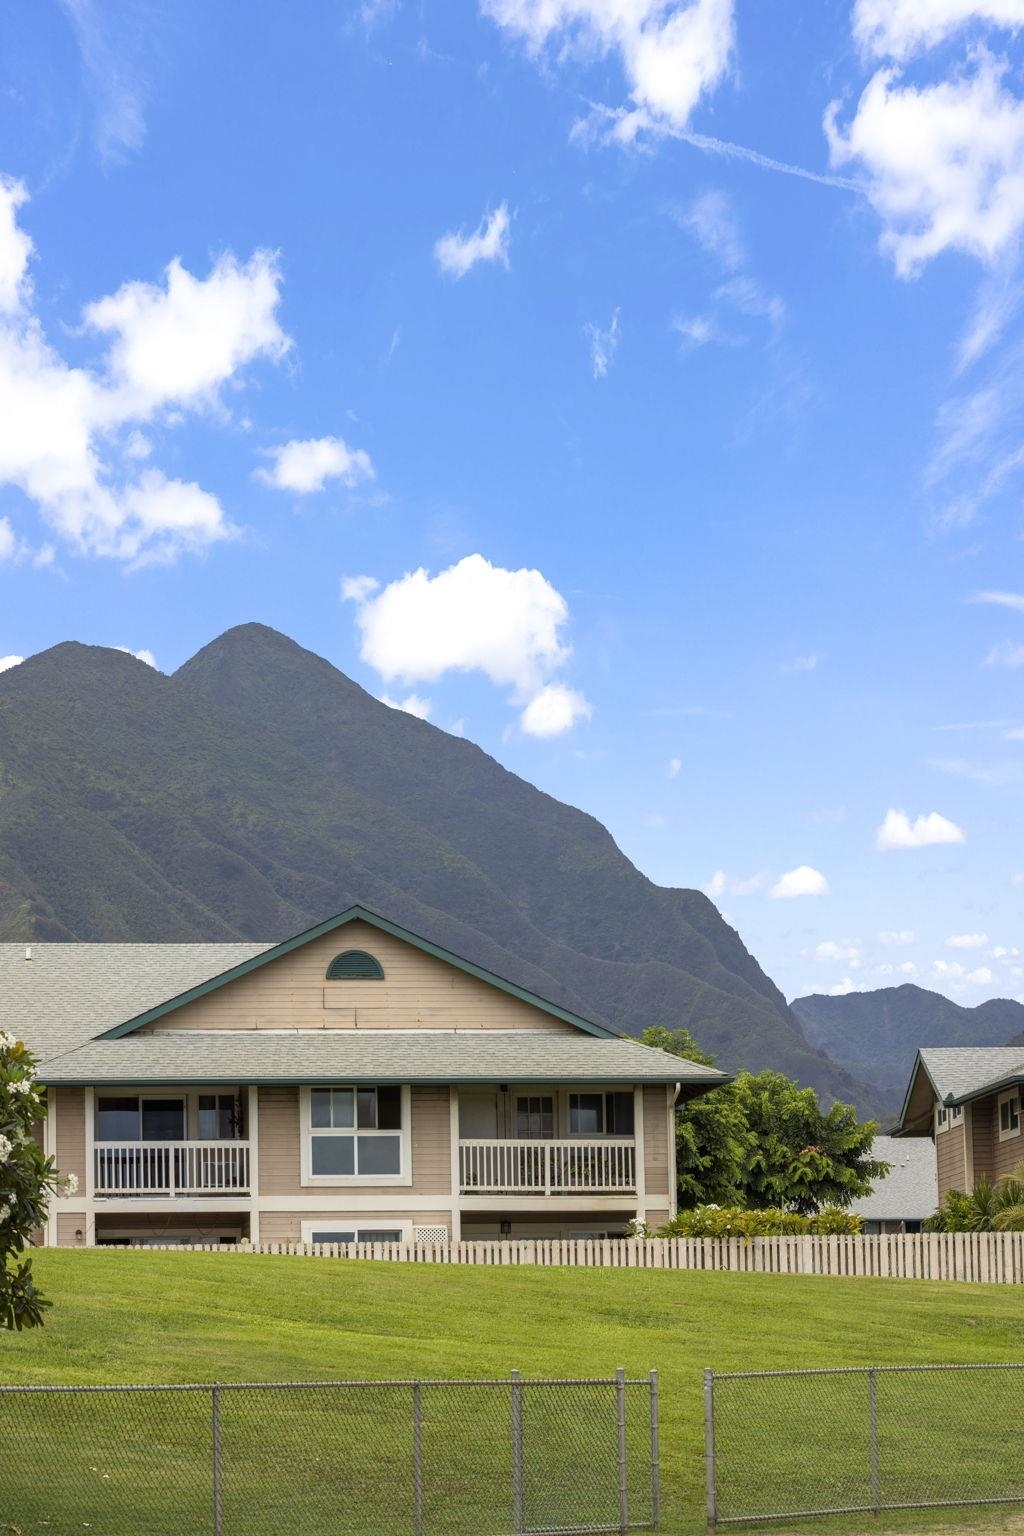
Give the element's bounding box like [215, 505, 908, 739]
[94, 1141, 251, 1197]
[459, 1138, 636, 1195]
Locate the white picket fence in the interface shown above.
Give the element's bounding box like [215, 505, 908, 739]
[122, 1231, 1024, 1283]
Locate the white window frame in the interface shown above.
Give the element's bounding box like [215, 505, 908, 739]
[565, 1089, 636, 1139]
[300, 1085, 412, 1187]
[935, 1102, 949, 1134]
[300, 1218, 413, 1245]
[998, 1089, 1021, 1142]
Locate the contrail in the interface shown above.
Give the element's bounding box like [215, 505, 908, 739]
[679, 129, 861, 192]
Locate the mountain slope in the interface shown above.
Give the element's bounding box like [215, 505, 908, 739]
[792, 985, 1024, 1109]
[0, 626, 879, 1111]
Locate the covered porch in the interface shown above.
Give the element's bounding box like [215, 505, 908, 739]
[92, 1086, 252, 1198]
[456, 1084, 639, 1196]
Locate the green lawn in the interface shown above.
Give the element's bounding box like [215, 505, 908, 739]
[4, 1252, 1024, 1536]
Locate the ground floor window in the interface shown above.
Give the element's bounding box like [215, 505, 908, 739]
[300, 1219, 412, 1245]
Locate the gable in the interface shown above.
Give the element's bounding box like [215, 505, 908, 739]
[118, 912, 593, 1036]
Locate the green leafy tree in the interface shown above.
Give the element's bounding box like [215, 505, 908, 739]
[642, 1029, 885, 1214]
[1, 1031, 68, 1329]
[640, 1029, 748, 1205]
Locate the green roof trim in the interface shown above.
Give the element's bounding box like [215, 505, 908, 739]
[97, 905, 622, 1041]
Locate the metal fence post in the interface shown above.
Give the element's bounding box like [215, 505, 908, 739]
[412, 1381, 424, 1536]
[649, 1369, 660, 1530]
[510, 1370, 525, 1535]
[616, 1366, 629, 1536]
[211, 1384, 223, 1536]
[704, 1368, 717, 1534]
[868, 1367, 881, 1516]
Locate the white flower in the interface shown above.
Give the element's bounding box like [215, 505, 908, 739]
[0, 1134, 12, 1160]
[0, 1198, 12, 1224]
[9, 1079, 34, 1096]
[0, 1030, 16, 1050]
[63, 1173, 79, 1195]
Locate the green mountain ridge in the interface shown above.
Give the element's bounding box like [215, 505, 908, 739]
[0, 623, 880, 1111]
[791, 984, 1024, 1111]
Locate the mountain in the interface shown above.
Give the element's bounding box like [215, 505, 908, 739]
[0, 624, 880, 1111]
[792, 985, 1024, 1111]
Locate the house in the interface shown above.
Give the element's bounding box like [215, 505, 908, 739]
[848, 1135, 937, 1233]
[6, 906, 728, 1247]
[895, 1047, 1024, 1201]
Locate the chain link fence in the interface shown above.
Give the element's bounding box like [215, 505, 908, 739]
[704, 1361, 1024, 1528]
[0, 1371, 659, 1536]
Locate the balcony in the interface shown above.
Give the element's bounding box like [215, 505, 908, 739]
[95, 1141, 251, 1198]
[458, 1138, 636, 1196]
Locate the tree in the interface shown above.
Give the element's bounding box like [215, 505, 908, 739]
[641, 1029, 885, 1214]
[1, 1030, 69, 1329]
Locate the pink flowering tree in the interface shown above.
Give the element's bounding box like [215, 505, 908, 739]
[1, 1031, 71, 1329]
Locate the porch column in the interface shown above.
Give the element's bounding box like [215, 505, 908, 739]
[83, 1087, 96, 1247]
[247, 1085, 260, 1244]
[633, 1085, 646, 1227]
[449, 1087, 462, 1243]
[44, 1089, 58, 1249]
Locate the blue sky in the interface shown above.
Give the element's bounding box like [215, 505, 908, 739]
[2, 0, 1024, 1008]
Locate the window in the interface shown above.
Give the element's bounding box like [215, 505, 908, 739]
[325, 950, 384, 981]
[569, 1092, 635, 1137]
[935, 1104, 949, 1133]
[307, 1229, 403, 1245]
[999, 1092, 1021, 1140]
[96, 1096, 185, 1142]
[305, 1086, 405, 1181]
[515, 1096, 554, 1139]
[950, 1104, 963, 1125]
[197, 1094, 237, 1141]
[300, 1219, 412, 1245]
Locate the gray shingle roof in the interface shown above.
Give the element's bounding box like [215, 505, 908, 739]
[38, 1030, 717, 1086]
[849, 1136, 938, 1223]
[919, 1047, 1024, 1104]
[2, 944, 723, 1088]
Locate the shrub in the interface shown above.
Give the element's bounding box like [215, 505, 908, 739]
[655, 1205, 863, 1238]
[1, 1032, 70, 1329]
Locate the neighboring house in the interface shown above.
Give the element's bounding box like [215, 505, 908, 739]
[896, 1047, 1024, 1201]
[848, 1135, 937, 1234]
[6, 906, 727, 1248]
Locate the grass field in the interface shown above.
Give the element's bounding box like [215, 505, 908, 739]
[5, 1252, 1024, 1535]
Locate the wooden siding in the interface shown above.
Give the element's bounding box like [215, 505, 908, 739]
[971, 1097, 995, 1184]
[937, 1122, 967, 1198]
[56, 1213, 85, 1247]
[257, 1087, 302, 1195]
[259, 1211, 451, 1244]
[140, 921, 576, 1034]
[55, 1087, 86, 1189]
[410, 1087, 452, 1197]
[642, 1085, 670, 1198]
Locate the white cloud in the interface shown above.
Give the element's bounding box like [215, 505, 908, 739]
[830, 977, 859, 996]
[520, 683, 592, 737]
[675, 190, 785, 346]
[933, 958, 967, 977]
[114, 645, 157, 668]
[61, 0, 150, 162]
[899, 960, 919, 975]
[680, 190, 745, 271]
[780, 653, 819, 674]
[969, 965, 995, 983]
[585, 309, 620, 378]
[668, 756, 683, 778]
[771, 865, 830, 899]
[814, 940, 863, 963]
[380, 692, 432, 720]
[992, 945, 1021, 958]
[258, 435, 374, 494]
[340, 574, 380, 604]
[672, 315, 722, 349]
[434, 205, 510, 278]
[946, 931, 990, 947]
[876, 808, 966, 849]
[970, 587, 1024, 611]
[704, 869, 768, 898]
[347, 553, 591, 734]
[880, 928, 916, 945]
[825, 54, 1024, 276]
[85, 250, 289, 414]
[853, 0, 1024, 61]
[986, 640, 1024, 667]
[0, 178, 291, 564]
[482, 0, 735, 144]
[0, 654, 24, 673]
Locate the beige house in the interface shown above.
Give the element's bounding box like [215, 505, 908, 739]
[8, 906, 727, 1247]
[896, 1047, 1024, 1202]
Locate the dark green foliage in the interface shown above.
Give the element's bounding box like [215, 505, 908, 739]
[0, 628, 881, 1108]
[792, 985, 1024, 1113]
[642, 1028, 885, 1212]
[925, 1165, 1024, 1232]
